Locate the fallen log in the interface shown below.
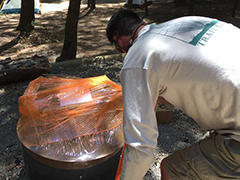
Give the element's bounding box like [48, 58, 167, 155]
[0, 55, 50, 85]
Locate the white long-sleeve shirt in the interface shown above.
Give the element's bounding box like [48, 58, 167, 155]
[119, 16, 240, 180]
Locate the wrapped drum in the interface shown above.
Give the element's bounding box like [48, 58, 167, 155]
[17, 75, 124, 180]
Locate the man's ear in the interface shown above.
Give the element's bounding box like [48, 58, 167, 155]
[118, 36, 130, 46]
[113, 36, 117, 42]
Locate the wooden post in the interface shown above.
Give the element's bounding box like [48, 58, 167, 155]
[144, 0, 148, 16]
[87, 0, 95, 9]
[91, 0, 96, 9]
[128, 0, 133, 10]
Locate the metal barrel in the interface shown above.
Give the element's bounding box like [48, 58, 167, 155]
[22, 145, 122, 180]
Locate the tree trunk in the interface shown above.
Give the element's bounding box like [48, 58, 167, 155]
[56, 0, 82, 62]
[0, 55, 49, 85]
[17, 0, 35, 33]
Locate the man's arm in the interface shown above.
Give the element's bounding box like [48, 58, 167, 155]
[119, 68, 160, 180]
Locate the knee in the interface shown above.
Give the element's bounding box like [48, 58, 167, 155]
[160, 159, 172, 180]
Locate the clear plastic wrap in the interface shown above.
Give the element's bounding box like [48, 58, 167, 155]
[17, 75, 124, 163]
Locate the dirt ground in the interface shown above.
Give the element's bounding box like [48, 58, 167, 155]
[1, 0, 240, 180]
[1, 0, 240, 62]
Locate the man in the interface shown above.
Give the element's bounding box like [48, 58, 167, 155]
[106, 8, 240, 180]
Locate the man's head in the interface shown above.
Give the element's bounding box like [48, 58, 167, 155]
[106, 8, 144, 53]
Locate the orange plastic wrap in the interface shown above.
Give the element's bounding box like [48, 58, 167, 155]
[17, 75, 124, 163]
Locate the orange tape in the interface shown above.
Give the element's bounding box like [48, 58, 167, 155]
[154, 98, 159, 112]
[115, 143, 127, 180]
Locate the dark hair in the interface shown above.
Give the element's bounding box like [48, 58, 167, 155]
[106, 8, 143, 44]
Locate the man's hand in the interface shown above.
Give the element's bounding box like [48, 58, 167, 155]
[158, 96, 172, 105]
